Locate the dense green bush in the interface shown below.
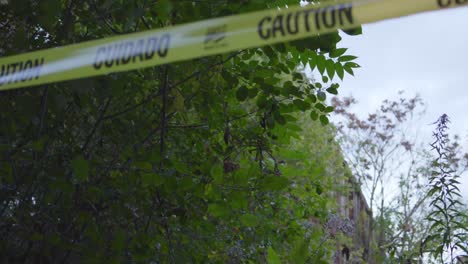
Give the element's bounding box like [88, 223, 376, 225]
[0, 0, 362, 263]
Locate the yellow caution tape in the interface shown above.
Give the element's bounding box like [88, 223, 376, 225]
[0, 0, 466, 91]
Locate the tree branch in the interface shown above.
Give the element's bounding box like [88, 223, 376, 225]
[103, 51, 244, 121]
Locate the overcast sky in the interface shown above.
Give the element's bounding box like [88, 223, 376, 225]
[332, 6, 468, 201]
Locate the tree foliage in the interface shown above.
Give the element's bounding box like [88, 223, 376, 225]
[0, 0, 362, 263]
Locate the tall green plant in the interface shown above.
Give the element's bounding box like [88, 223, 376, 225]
[422, 114, 468, 263]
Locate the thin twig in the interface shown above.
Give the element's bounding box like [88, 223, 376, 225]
[82, 96, 112, 155]
[159, 66, 169, 163]
[37, 86, 49, 140]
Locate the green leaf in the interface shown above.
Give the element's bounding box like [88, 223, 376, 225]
[267, 247, 281, 264]
[310, 111, 319, 121]
[208, 203, 229, 218]
[338, 55, 357, 62]
[324, 106, 334, 113]
[325, 59, 335, 80]
[317, 91, 326, 101]
[291, 238, 309, 264]
[221, 70, 234, 83]
[257, 69, 271, 78]
[240, 214, 259, 227]
[321, 76, 329, 83]
[456, 242, 468, 253]
[344, 62, 360, 68]
[335, 62, 344, 80]
[293, 99, 310, 112]
[280, 149, 308, 160]
[274, 43, 286, 53]
[326, 87, 338, 95]
[155, 0, 173, 21]
[230, 192, 248, 209]
[315, 103, 325, 111]
[293, 72, 303, 81]
[279, 63, 290, 74]
[274, 112, 286, 125]
[259, 176, 289, 191]
[329, 48, 347, 58]
[342, 26, 362, 35]
[343, 64, 354, 76]
[315, 184, 323, 195]
[236, 86, 249, 101]
[71, 155, 89, 182]
[257, 95, 268, 108]
[309, 94, 317, 103]
[307, 50, 317, 71]
[210, 163, 223, 183]
[248, 87, 259, 98]
[319, 115, 329, 126]
[316, 55, 326, 74]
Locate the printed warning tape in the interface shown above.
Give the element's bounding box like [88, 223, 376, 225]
[0, 0, 466, 91]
